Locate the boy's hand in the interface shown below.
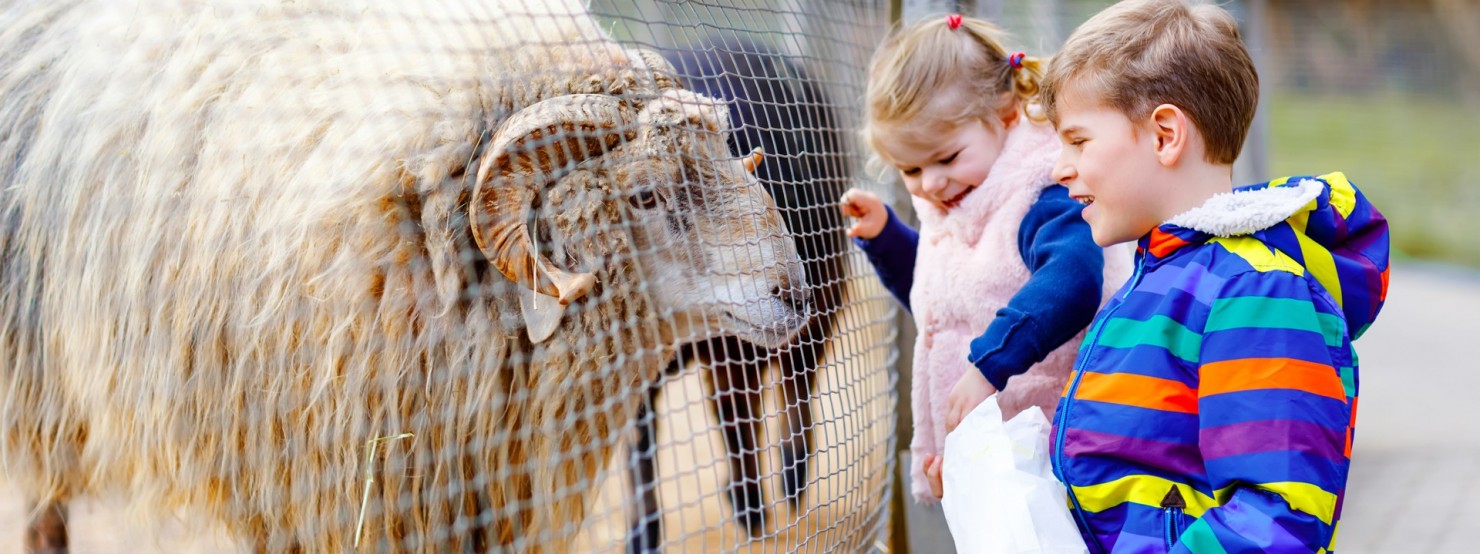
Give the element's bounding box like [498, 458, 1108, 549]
[922, 452, 944, 500]
[945, 369, 997, 432]
[839, 189, 887, 240]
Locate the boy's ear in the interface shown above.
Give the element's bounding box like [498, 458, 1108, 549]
[1150, 103, 1190, 167]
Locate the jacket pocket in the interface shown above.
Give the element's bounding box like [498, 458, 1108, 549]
[1160, 485, 1188, 551]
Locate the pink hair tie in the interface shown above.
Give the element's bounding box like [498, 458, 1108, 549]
[1008, 51, 1026, 69]
[946, 14, 963, 30]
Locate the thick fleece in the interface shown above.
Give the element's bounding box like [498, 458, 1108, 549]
[1050, 173, 1390, 553]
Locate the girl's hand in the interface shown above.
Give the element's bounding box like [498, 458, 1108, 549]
[839, 189, 888, 240]
[945, 369, 997, 433]
[922, 452, 945, 500]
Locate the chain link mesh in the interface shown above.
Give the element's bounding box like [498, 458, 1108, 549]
[0, 0, 899, 551]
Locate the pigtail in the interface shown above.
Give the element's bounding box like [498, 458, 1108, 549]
[953, 17, 1050, 125]
[1010, 55, 1049, 122]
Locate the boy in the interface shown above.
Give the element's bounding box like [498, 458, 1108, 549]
[1041, 0, 1390, 552]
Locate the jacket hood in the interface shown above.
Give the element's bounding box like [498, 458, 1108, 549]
[1162, 172, 1390, 338]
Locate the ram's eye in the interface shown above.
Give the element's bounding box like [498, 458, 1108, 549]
[630, 188, 661, 210]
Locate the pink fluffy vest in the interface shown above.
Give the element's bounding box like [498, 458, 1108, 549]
[906, 120, 1131, 503]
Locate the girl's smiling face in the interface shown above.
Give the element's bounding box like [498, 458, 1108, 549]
[879, 116, 1013, 212]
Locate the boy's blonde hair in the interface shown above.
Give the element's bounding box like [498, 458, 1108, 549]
[1041, 0, 1258, 164]
[863, 15, 1044, 158]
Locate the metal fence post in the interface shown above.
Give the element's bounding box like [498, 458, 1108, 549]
[1234, 0, 1270, 185]
[885, 4, 911, 552]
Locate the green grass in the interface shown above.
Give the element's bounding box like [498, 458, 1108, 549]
[1267, 92, 1480, 268]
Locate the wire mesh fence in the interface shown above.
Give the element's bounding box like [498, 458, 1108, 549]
[0, 0, 900, 552]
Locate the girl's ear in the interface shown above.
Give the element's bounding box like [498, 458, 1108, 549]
[1150, 103, 1189, 167]
[995, 95, 1022, 128]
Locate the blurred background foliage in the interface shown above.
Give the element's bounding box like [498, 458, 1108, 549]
[1260, 0, 1480, 268]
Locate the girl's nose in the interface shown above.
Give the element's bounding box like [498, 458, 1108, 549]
[922, 169, 949, 194]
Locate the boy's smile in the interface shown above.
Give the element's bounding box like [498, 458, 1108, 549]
[1051, 88, 1168, 247]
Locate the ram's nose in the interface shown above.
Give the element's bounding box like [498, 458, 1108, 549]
[770, 265, 812, 319]
[771, 283, 811, 316]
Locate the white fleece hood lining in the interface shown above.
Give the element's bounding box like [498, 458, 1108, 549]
[1165, 178, 1325, 237]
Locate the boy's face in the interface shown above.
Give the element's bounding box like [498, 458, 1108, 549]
[1051, 87, 1167, 247]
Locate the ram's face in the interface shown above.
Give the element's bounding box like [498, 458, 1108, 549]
[602, 91, 808, 349]
[471, 84, 807, 348]
[612, 157, 808, 349]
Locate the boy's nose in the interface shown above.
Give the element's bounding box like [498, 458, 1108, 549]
[1052, 158, 1075, 184]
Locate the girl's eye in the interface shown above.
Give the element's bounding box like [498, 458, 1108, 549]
[901, 168, 921, 177]
[939, 151, 960, 165]
[630, 188, 661, 210]
[1070, 139, 1087, 147]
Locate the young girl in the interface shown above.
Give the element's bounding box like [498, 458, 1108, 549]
[839, 14, 1130, 502]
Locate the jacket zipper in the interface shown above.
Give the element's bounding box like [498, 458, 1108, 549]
[1161, 485, 1188, 551]
[1163, 506, 1185, 550]
[1052, 249, 1147, 554]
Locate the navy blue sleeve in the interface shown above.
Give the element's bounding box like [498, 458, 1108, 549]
[852, 204, 918, 313]
[968, 186, 1105, 391]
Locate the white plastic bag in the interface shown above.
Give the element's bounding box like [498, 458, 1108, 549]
[941, 396, 1088, 554]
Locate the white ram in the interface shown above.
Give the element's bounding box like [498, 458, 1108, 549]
[0, 0, 808, 551]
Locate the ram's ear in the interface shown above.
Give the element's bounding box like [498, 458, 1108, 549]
[519, 288, 564, 344]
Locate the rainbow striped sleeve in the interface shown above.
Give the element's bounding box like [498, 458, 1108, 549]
[1172, 270, 1352, 554]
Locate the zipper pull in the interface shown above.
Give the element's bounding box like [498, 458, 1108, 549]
[1159, 485, 1186, 509]
[1120, 250, 1147, 300]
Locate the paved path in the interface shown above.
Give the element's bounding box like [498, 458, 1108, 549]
[1337, 262, 1480, 553]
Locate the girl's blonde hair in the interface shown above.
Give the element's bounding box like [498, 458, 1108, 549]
[863, 15, 1045, 161]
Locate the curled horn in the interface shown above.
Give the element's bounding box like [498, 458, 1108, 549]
[470, 94, 632, 305]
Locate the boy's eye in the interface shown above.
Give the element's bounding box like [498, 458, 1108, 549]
[1070, 138, 1087, 147]
[939, 151, 960, 165]
[901, 167, 921, 177]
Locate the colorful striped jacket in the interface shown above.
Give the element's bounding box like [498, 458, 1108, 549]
[1050, 173, 1390, 553]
